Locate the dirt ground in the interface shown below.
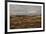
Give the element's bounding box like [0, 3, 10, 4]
[10, 15, 41, 29]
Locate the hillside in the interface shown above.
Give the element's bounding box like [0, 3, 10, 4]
[10, 15, 41, 29]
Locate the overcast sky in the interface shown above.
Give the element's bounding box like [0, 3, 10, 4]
[10, 4, 41, 16]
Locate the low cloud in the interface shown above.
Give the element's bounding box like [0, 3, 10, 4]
[10, 5, 41, 16]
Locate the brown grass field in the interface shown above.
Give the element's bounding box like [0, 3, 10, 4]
[10, 15, 41, 29]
